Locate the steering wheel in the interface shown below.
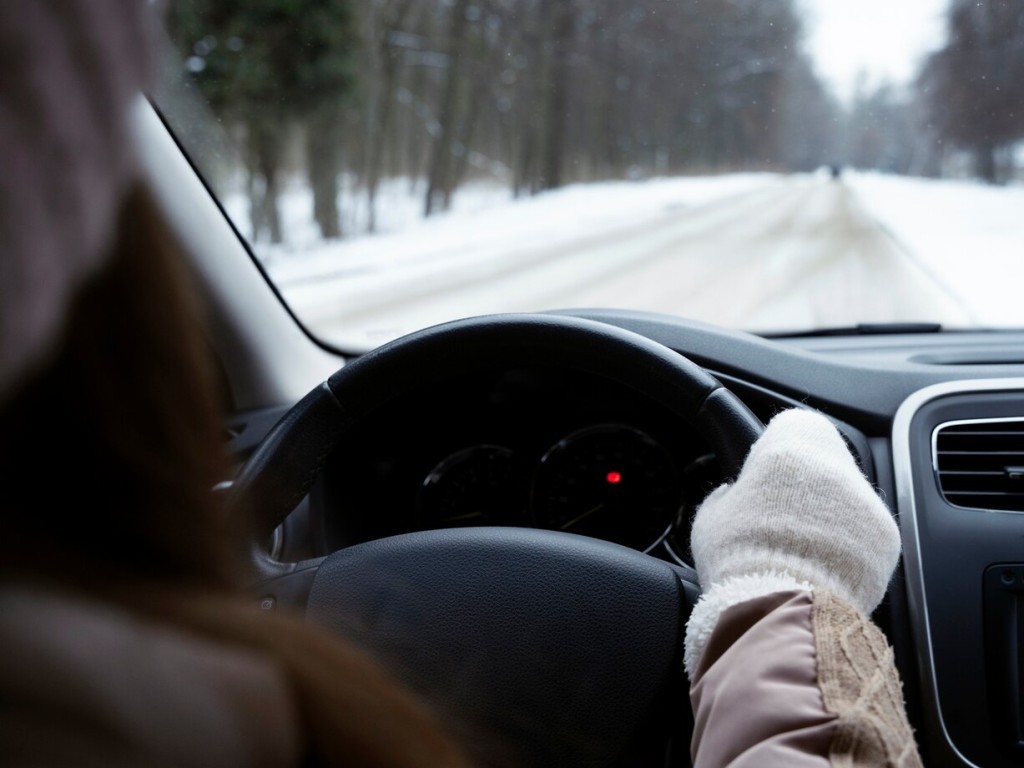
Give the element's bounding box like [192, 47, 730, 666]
[228, 314, 763, 767]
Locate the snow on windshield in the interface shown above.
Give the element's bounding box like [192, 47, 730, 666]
[159, 0, 1024, 348]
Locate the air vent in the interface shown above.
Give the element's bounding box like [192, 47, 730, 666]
[934, 419, 1024, 512]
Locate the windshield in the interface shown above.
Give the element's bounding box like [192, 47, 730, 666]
[156, 0, 1024, 350]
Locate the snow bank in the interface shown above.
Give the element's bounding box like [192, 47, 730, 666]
[847, 172, 1024, 327]
[257, 174, 772, 287]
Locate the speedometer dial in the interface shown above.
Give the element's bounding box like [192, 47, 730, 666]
[417, 445, 528, 529]
[531, 425, 680, 551]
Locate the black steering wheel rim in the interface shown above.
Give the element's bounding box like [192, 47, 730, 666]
[226, 313, 764, 767]
[230, 313, 763, 576]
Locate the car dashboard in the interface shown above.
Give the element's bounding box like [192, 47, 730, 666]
[226, 309, 1024, 768]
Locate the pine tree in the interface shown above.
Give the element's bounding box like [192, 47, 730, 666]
[168, 0, 358, 241]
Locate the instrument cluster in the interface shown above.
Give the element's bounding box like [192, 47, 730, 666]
[320, 365, 727, 561]
[416, 423, 682, 552]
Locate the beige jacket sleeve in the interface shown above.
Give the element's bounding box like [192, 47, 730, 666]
[689, 589, 922, 768]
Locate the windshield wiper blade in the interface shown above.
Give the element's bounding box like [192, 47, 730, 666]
[764, 322, 944, 338]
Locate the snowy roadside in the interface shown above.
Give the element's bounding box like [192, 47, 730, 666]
[222, 170, 1024, 342]
[846, 172, 1024, 327]
[236, 174, 777, 335]
[237, 174, 774, 285]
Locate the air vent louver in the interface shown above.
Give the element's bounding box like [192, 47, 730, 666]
[934, 419, 1024, 512]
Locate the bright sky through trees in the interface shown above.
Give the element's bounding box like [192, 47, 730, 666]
[802, 0, 949, 101]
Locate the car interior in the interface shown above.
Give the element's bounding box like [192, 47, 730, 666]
[88, 0, 1024, 763]
[131, 87, 1024, 766]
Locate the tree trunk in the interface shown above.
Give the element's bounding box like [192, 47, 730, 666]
[307, 108, 343, 239]
[445, 40, 498, 205]
[513, 128, 535, 198]
[248, 121, 284, 245]
[364, 60, 397, 233]
[363, 0, 412, 233]
[424, 0, 469, 217]
[539, 2, 573, 191]
[974, 142, 998, 184]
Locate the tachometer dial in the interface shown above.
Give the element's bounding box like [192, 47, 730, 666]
[531, 425, 680, 551]
[417, 445, 528, 529]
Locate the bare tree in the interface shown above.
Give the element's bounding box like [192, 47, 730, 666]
[921, 0, 1024, 183]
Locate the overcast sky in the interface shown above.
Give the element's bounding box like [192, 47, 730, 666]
[801, 0, 950, 101]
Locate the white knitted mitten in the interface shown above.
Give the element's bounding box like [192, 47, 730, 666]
[683, 408, 901, 678]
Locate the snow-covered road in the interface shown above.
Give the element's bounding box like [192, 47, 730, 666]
[565, 175, 976, 330]
[273, 173, 999, 349]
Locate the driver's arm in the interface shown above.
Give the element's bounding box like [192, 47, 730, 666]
[683, 409, 922, 767]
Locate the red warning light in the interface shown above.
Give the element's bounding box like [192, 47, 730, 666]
[606, 471, 622, 485]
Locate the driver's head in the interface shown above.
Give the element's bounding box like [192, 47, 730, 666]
[0, 1, 234, 588]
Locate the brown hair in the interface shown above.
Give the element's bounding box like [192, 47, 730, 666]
[0, 183, 236, 588]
